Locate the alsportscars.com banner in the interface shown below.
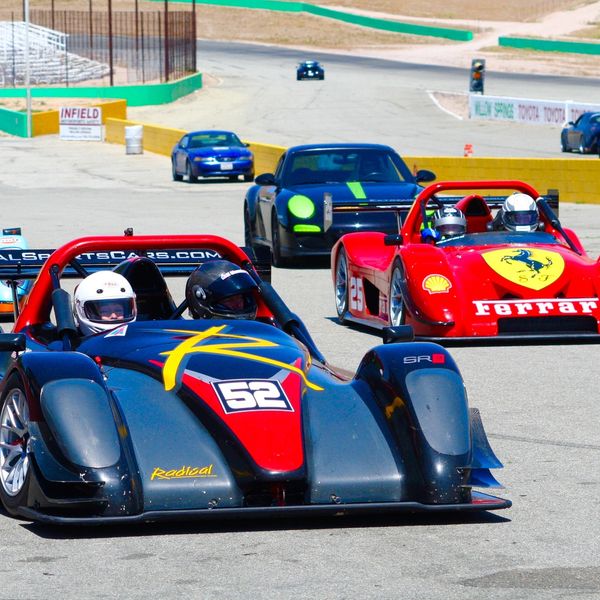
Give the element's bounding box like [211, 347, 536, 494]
[468, 94, 600, 126]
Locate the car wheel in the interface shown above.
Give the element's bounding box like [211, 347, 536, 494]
[578, 136, 586, 154]
[271, 213, 287, 268]
[244, 205, 254, 248]
[186, 160, 197, 183]
[172, 159, 183, 181]
[228, 175, 239, 182]
[560, 138, 569, 152]
[334, 248, 349, 324]
[0, 375, 32, 516]
[243, 173, 254, 182]
[389, 263, 406, 327]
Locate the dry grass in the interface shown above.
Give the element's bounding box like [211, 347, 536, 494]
[0, 1, 597, 54]
[1, 0, 596, 22]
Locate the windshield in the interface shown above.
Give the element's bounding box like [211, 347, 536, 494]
[436, 231, 561, 247]
[188, 133, 244, 149]
[283, 149, 413, 186]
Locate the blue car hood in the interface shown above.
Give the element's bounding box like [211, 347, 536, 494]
[289, 181, 421, 202]
[78, 319, 309, 390]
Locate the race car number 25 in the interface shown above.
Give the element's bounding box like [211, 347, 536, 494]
[350, 276, 364, 311]
[213, 380, 293, 413]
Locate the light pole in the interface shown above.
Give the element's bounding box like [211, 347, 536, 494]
[108, 0, 114, 86]
[164, 0, 169, 82]
[24, 0, 31, 138]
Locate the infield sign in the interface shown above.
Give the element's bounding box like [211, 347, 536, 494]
[59, 106, 103, 141]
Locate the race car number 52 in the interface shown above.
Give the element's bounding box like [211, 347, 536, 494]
[350, 276, 364, 311]
[213, 380, 294, 413]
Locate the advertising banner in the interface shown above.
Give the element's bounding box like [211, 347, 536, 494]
[59, 106, 103, 141]
[469, 95, 600, 126]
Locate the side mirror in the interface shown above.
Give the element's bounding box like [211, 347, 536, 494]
[255, 173, 276, 186]
[382, 325, 415, 344]
[415, 169, 436, 183]
[384, 234, 403, 246]
[0, 333, 26, 352]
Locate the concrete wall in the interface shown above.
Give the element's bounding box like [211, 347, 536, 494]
[105, 117, 600, 204]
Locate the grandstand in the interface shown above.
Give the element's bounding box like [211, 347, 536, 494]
[0, 21, 110, 86]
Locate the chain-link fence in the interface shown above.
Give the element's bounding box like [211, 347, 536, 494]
[0, 8, 196, 87]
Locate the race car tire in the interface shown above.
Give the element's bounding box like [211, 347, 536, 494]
[271, 213, 287, 268]
[578, 137, 586, 154]
[334, 248, 349, 324]
[560, 139, 569, 152]
[0, 374, 32, 516]
[186, 160, 198, 183]
[172, 159, 183, 181]
[244, 205, 254, 248]
[389, 261, 406, 326]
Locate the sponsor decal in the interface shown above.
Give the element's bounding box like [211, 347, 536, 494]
[104, 324, 128, 337]
[160, 325, 323, 392]
[403, 354, 446, 364]
[151, 464, 215, 480]
[422, 274, 451, 294]
[482, 248, 564, 290]
[0, 249, 221, 264]
[219, 268, 247, 281]
[213, 379, 293, 413]
[473, 297, 599, 317]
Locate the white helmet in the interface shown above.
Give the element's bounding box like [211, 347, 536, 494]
[500, 193, 539, 232]
[74, 271, 137, 335]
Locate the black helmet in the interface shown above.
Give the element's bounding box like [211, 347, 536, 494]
[186, 260, 258, 320]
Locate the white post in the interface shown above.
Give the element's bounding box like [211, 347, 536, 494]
[24, 0, 32, 138]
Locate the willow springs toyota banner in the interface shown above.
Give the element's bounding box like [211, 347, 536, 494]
[468, 95, 600, 126]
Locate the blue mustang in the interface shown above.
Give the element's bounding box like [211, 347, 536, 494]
[172, 129, 254, 183]
[243, 143, 435, 266]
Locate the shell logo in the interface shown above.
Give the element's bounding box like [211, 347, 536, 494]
[422, 274, 452, 294]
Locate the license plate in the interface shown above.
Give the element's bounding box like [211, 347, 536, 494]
[220, 163, 233, 171]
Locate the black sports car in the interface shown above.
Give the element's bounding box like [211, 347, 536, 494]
[0, 233, 508, 524]
[297, 60, 325, 80]
[243, 143, 435, 266]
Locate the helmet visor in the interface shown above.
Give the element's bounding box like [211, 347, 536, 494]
[83, 298, 136, 324]
[505, 210, 538, 228]
[212, 292, 257, 320]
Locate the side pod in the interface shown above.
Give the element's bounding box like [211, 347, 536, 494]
[354, 342, 472, 504]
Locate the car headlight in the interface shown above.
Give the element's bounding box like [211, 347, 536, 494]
[288, 195, 315, 219]
[194, 156, 216, 163]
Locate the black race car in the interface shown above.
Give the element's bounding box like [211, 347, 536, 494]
[243, 143, 435, 266]
[0, 233, 508, 524]
[297, 60, 325, 80]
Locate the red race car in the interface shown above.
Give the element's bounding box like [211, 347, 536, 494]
[332, 180, 600, 344]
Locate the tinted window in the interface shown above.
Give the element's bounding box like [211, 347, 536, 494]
[283, 149, 413, 185]
[188, 133, 243, 148]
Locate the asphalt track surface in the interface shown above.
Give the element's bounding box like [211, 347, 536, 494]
[0, 42, 599, 600]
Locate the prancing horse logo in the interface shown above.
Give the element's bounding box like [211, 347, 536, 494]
[482, 247, 565, 290]
[500, 249, 552, 277]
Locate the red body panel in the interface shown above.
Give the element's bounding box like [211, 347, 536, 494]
[332, 181, 600, 340]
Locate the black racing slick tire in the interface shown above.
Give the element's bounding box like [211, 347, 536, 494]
[334, 248, 349, 324]
[388, 262, 407, 327]
[186, 160, 198, 183]
[172, 160, 183, 181]
[0, 374, 32, 516]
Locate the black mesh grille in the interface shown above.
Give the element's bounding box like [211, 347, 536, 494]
[498, 316, 598, 334]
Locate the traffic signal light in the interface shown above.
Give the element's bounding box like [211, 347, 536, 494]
[469, 59, 485, 94]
